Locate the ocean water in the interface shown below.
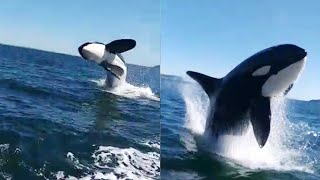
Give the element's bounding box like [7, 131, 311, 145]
[161, 74, 320, 180]
[0, 44, 160, 180]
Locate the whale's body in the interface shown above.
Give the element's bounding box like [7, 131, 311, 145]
[187, 44, 307, 147]
[78, 39, 136, 88]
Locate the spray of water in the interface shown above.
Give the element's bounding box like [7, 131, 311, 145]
[181, 83, 314, 173]
[90, 78, 159, 101]
[181, 83, 209, 135]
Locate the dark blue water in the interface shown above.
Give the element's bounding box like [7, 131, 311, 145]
[0, 44, 160, 180]
[161, 74, 320, 180]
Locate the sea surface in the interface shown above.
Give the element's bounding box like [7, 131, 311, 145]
[0, 44, 160, 180]
[161, 74, 320, 180]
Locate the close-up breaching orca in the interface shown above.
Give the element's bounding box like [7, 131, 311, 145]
[187, 44, 307, 148]
[78, 39, 136, 88]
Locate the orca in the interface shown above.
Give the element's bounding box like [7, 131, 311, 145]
[78, 39, 136, 88]
[187, 44, 307, 148]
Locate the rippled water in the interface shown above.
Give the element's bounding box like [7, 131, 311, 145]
[161, 74, 320, 180]
[0, 44, 160, 180]
[2, 44, 319, 180]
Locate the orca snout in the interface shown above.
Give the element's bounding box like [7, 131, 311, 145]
[292, 45, 307, 60]
[78, 42, 105, 61]
[78, 42, 91, 59]
[279, 44, 307, 62]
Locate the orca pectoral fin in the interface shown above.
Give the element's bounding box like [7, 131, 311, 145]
[100, 61, 124, 79]
[250, 97, 271, 148]
[105, 39, 136, 54]
[186, 71, 221, 97]
[284, 83, 294, 95]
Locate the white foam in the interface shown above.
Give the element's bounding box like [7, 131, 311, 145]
[66, 152, 87, 170]
[307, 131, 318, 137]
[55, 171, 65, 179]
[92, 146, 159, 179]
[182, 84, 315, 173]
[56, 146, 160, 180]
[56, 171, 116, 180]
[90, 78, 106, 87]
[0, 144, 9, 153]
[0, 144, 10, 168]
[0, 172, 12, 180]
[90, 78, 159, 101]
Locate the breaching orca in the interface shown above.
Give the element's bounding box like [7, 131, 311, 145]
[187, 44, 307, 148]
[78, 39, 136, 88]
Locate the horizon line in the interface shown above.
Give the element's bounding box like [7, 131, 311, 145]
[0, 42, 160, 68]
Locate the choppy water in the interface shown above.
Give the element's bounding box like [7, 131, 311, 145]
[0, 44, 160, 180]
[2, 43, 320, 180]
[161, 74, 320, 180]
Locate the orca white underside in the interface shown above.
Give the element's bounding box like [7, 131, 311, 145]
[82, 43, 105, 62]
[103, 52, 126, 70]
[262, 57, 306, 97]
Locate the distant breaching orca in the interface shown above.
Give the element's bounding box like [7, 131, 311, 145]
[187, 44, 307, 148]
[78, 39, 136, 88]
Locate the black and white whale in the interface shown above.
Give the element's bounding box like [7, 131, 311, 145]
[187, 44, 307, 148]
[78, 39, 136, 88]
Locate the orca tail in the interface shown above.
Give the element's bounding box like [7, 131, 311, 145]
[186, 71, 222, 97]
[105, 39, 136, 54]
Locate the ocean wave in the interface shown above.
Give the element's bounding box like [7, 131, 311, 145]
[56, 146, 160, 180]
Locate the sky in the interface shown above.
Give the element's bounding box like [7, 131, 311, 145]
[161, 0, 320, 100]
[0, 0, 160, 66]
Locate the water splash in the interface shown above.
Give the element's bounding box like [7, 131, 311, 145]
[181, 83, 315, 173]
[90, 78, 159, 101]
[181, 83, 208, 135]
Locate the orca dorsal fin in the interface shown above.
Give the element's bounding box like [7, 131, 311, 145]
[105, 39, 136, 54]
[186, 71, 221, 97]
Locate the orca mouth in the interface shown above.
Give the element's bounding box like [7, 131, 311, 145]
[297, 50, 307, 63]
[302, 50, 307, 58]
